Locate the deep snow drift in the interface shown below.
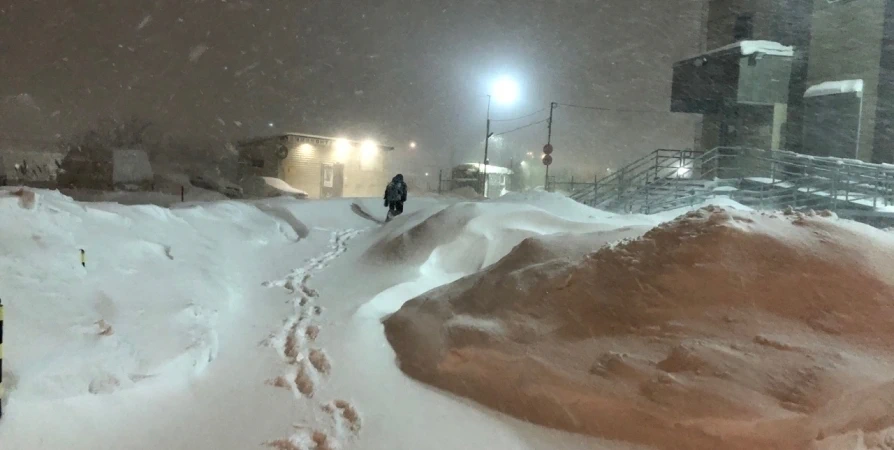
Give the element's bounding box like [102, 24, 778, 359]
[384, 206, 894, 450]
[2, 189, 654, 450]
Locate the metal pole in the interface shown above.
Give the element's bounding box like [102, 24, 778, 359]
[547, 102, 556, 145]
[438, 169, 443, 195]
[482, 95, 492, 197]
[545, 102, 556, 191]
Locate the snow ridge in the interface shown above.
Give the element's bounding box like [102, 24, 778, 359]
[263, 229, 363, 450]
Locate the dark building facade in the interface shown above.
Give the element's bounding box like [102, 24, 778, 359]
[674, 0, 894, 163]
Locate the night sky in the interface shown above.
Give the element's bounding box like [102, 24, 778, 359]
[0, 0, 704, 177]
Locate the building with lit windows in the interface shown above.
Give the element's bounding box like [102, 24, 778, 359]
[236, 133, 393, 199]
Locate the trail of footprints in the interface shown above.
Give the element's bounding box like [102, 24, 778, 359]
[262, 229, 362, 450]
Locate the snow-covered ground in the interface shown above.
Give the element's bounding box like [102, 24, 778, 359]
[0, 189, 654, 450]
[2, 188, 886, 450]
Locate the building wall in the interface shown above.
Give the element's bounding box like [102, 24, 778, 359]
[238, 135, 390, 199]
[808, 0, 885, 162]
[706, 0, 800, 48]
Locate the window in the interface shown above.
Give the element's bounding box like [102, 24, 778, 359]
[734, 13, 754, 41]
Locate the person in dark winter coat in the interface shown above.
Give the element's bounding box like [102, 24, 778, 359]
[384, 174, 408, 221]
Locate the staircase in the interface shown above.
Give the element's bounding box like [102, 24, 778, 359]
[585, 147, 894, 225]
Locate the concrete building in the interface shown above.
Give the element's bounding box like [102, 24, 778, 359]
[672, 0, 894, 163]
[236, 133, 394, 199]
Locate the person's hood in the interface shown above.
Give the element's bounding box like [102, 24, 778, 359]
[393, 174, 404, 182]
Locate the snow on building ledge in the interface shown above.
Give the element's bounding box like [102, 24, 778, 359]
[687, 40, 795, 60]
[804, 79, 864, 98]
[738, 40, 794, 57]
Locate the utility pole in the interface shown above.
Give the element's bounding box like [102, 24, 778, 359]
[482, 95, 492, 197]
[545, 102, 557, 191]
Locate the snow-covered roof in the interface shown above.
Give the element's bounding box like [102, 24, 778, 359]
[455, 163, 514, 175]
[685, 40, 795, 61]
[238, 132, 395, 151]
[804, 79, 864, 98]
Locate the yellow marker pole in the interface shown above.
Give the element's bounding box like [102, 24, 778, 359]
[0, 297, 4, 419]
[80, 249, 86, 268]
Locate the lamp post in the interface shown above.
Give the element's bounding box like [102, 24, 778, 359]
[482, 94, 493, 196]
[481, 76, 520, 197]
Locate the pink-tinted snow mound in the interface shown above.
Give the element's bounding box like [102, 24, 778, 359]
[384, 206, 894, 450]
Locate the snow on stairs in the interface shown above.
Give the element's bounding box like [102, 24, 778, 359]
[610, 178, 717, 214]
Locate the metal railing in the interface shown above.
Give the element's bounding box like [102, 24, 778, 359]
[582, 149, 703, 209]
[578, 147, 894, 217]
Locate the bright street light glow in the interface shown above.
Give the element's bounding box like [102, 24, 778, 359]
[333, 138, 351, 161]
[424, 172, 430, 177]
[491, 76, 519, 105]
[268, 122, 274, 127]
[409, 141, 417, 149]
[360, 140, 378, 161]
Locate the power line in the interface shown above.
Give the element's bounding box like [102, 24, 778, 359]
[493, 119, 549, 137]
[490, 107, 548, 122]
[555, 102, 676, 114]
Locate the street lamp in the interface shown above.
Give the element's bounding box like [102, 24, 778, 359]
[482, 76, 520, 196]
[409, 141, 417, 149]
[492, 76, 520, 105]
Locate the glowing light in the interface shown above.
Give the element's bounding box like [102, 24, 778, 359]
[492, 76, 520, 105]
[298, 143, 315, 156]
[424, 172, 430, 177]
[268, 122, 274, 127]
[333, 138, 351, 162]
[409, 141, 417, 149]
[360, 140, 378, 163]
[520, 160, 528, 167]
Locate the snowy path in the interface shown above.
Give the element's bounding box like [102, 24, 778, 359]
[262, 229, 364, 450]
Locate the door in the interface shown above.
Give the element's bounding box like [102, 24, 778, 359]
[320, 163, 345, 198]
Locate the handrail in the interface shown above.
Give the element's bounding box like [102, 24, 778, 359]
[577, 146, 894, 215]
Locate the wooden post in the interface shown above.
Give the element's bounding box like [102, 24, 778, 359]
[181, 186, 185, 202]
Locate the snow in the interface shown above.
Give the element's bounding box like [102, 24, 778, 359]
[261, 177, 309, 197]
[805, 79, 864, 98]
[739, 40, 794, 57]
[456, 162, 514, 175]
[690, 40, 795, 60]
[385, 205, 894, 449]
[2, 188, 882, 450]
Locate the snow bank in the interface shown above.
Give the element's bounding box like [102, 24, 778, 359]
[805, 80, 864, 98]
[261, 177, 308, 197]
[362, 198, 655, 280]
[384, 206, 894, 449]
[0, 188, 300, 402]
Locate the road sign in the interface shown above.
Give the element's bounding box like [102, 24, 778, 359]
[542, 154, 553, 166]
[543, 144, 554, 155]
